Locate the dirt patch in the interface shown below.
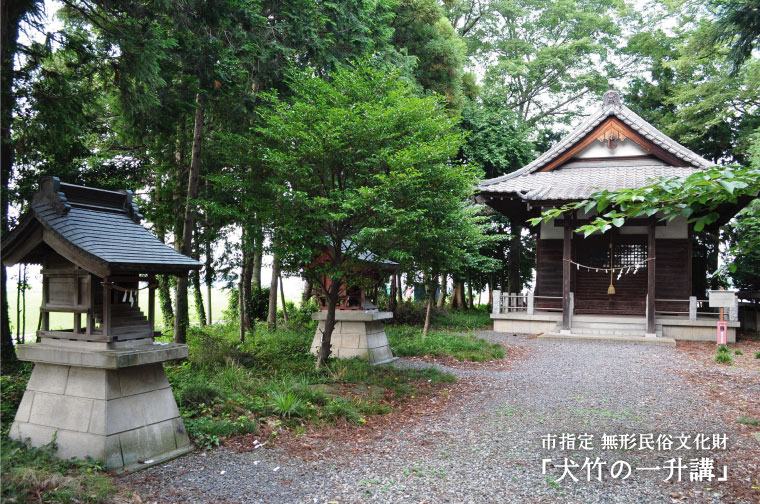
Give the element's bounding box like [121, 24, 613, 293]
[307, 382, 387, 400]
[677, 335, 760, 372]
[675, 335, 760, 502]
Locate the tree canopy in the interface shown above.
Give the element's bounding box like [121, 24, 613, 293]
[2, 0, 759, 361]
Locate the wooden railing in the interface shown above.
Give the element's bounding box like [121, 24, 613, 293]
[493, 291, 564, 315]
[654, 296, 737, 321]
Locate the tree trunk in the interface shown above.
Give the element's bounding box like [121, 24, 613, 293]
[422, 277, 435, 339]
[252, 227, 263, 290]
[279, 274, 288, 323]
[450, 279, 465, 309]
[154, 194, 175, 328]
[238, 267, 246, 343]
[267, 246, 280, 329]
[396, 274, 403, 304]
[488, 274, 494, 310]
[21, 265, 26, 342]
[174, 95, 204, 344]
[239, 227, 253, 332]
[192, 269, 206, 326]
[508, 220, 522, 293]
[467, 270, 474, 309]
[16, 265, 22, 344]
[205, 240, 213, 325]
[173, 121, 187, 252]
[0, 0, 26, 363]
[316, 282, 340, 369]
[157, 276, 174, 328]
[436, 274, 447, 308]
[388, 273, 397, 312]
[302, 277, 313, 305]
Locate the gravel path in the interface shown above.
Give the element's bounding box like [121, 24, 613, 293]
[121, 333, 759, 503]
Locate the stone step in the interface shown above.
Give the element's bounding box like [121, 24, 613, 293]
[539, 333, 676, 346]
[565, 328, 663, 337]
[571, 321, 648, 330]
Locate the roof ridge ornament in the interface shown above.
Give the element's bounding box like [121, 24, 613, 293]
[31, 176, 71, 216]
[603, 88, 623, 109]
[122, 190, 144, 223]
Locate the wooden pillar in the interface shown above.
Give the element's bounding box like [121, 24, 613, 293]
[41, 276, 49, 331]
[148, 275, 156, 335]
[103, 280, 112, 341]
[647, 221, 656, 335]
[562, 219, 572, 331]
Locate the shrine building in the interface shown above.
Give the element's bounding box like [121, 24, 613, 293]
[477, 90, 746, 342]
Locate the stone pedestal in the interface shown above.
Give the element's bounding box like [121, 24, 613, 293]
[10, 339, 192, 472]
[310, 311, 398, 365]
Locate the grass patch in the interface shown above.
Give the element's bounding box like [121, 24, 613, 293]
[734, 349, 743, 355]
[1, 437, 119, 503]
[737, 416, 760, 426]
[430, 306, 493, 332]
[717, 344, 730, 353]
[755, 351, 760, 359]
[715, 352, 733, 364]
[1, 362, 33, 437]
[165, 321, 457, 447]
[387, 325, 505, 362]
[390, 303, 492, 331]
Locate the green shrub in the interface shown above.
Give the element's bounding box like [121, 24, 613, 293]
[186, 323, 253, 368]
[717, 344, 730, 353]
[755, 351, 760, 359]
[432, 306, 492, 331]
[177, 381, 221, 408]
[734, 349, 743, 355]
[392, 301, 440, 326]
[224, 287, 271, 322]
[715, 352, 733, 364]
[291, 297, 319, 328]
[1, 363, 32, 437]
[325, 398, 361, 423]
[268, 390, 307, 418]
[249, 288, 271, 321]
[184, 416, 258, 450]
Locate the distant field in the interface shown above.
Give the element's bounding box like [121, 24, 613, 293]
[7, 273, 308, 342]
[7, 285, 232, 342]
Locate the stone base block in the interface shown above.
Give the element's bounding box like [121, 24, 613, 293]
[491, 313, 561, 334]
[310, 311, 397, 365]
[10, 358, 191, 471]
[658, 317, 738, 342]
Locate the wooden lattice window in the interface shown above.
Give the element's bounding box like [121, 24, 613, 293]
[613, 243, 647, 267]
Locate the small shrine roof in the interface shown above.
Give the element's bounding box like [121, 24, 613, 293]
[2, 177, 202, 276]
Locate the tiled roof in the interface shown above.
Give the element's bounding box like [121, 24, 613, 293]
[32, 203, 202, 270]
[3, 177, 201, 274]
[479, 161, 702, 201]
[478, 90, 713, 198]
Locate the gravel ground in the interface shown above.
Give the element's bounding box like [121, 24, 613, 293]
[121, 333, 760, 503]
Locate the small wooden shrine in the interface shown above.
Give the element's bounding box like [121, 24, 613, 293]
[312, 249, 397, 311]
[2, 177, 201, 471]
[309, 246, 398, 364]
